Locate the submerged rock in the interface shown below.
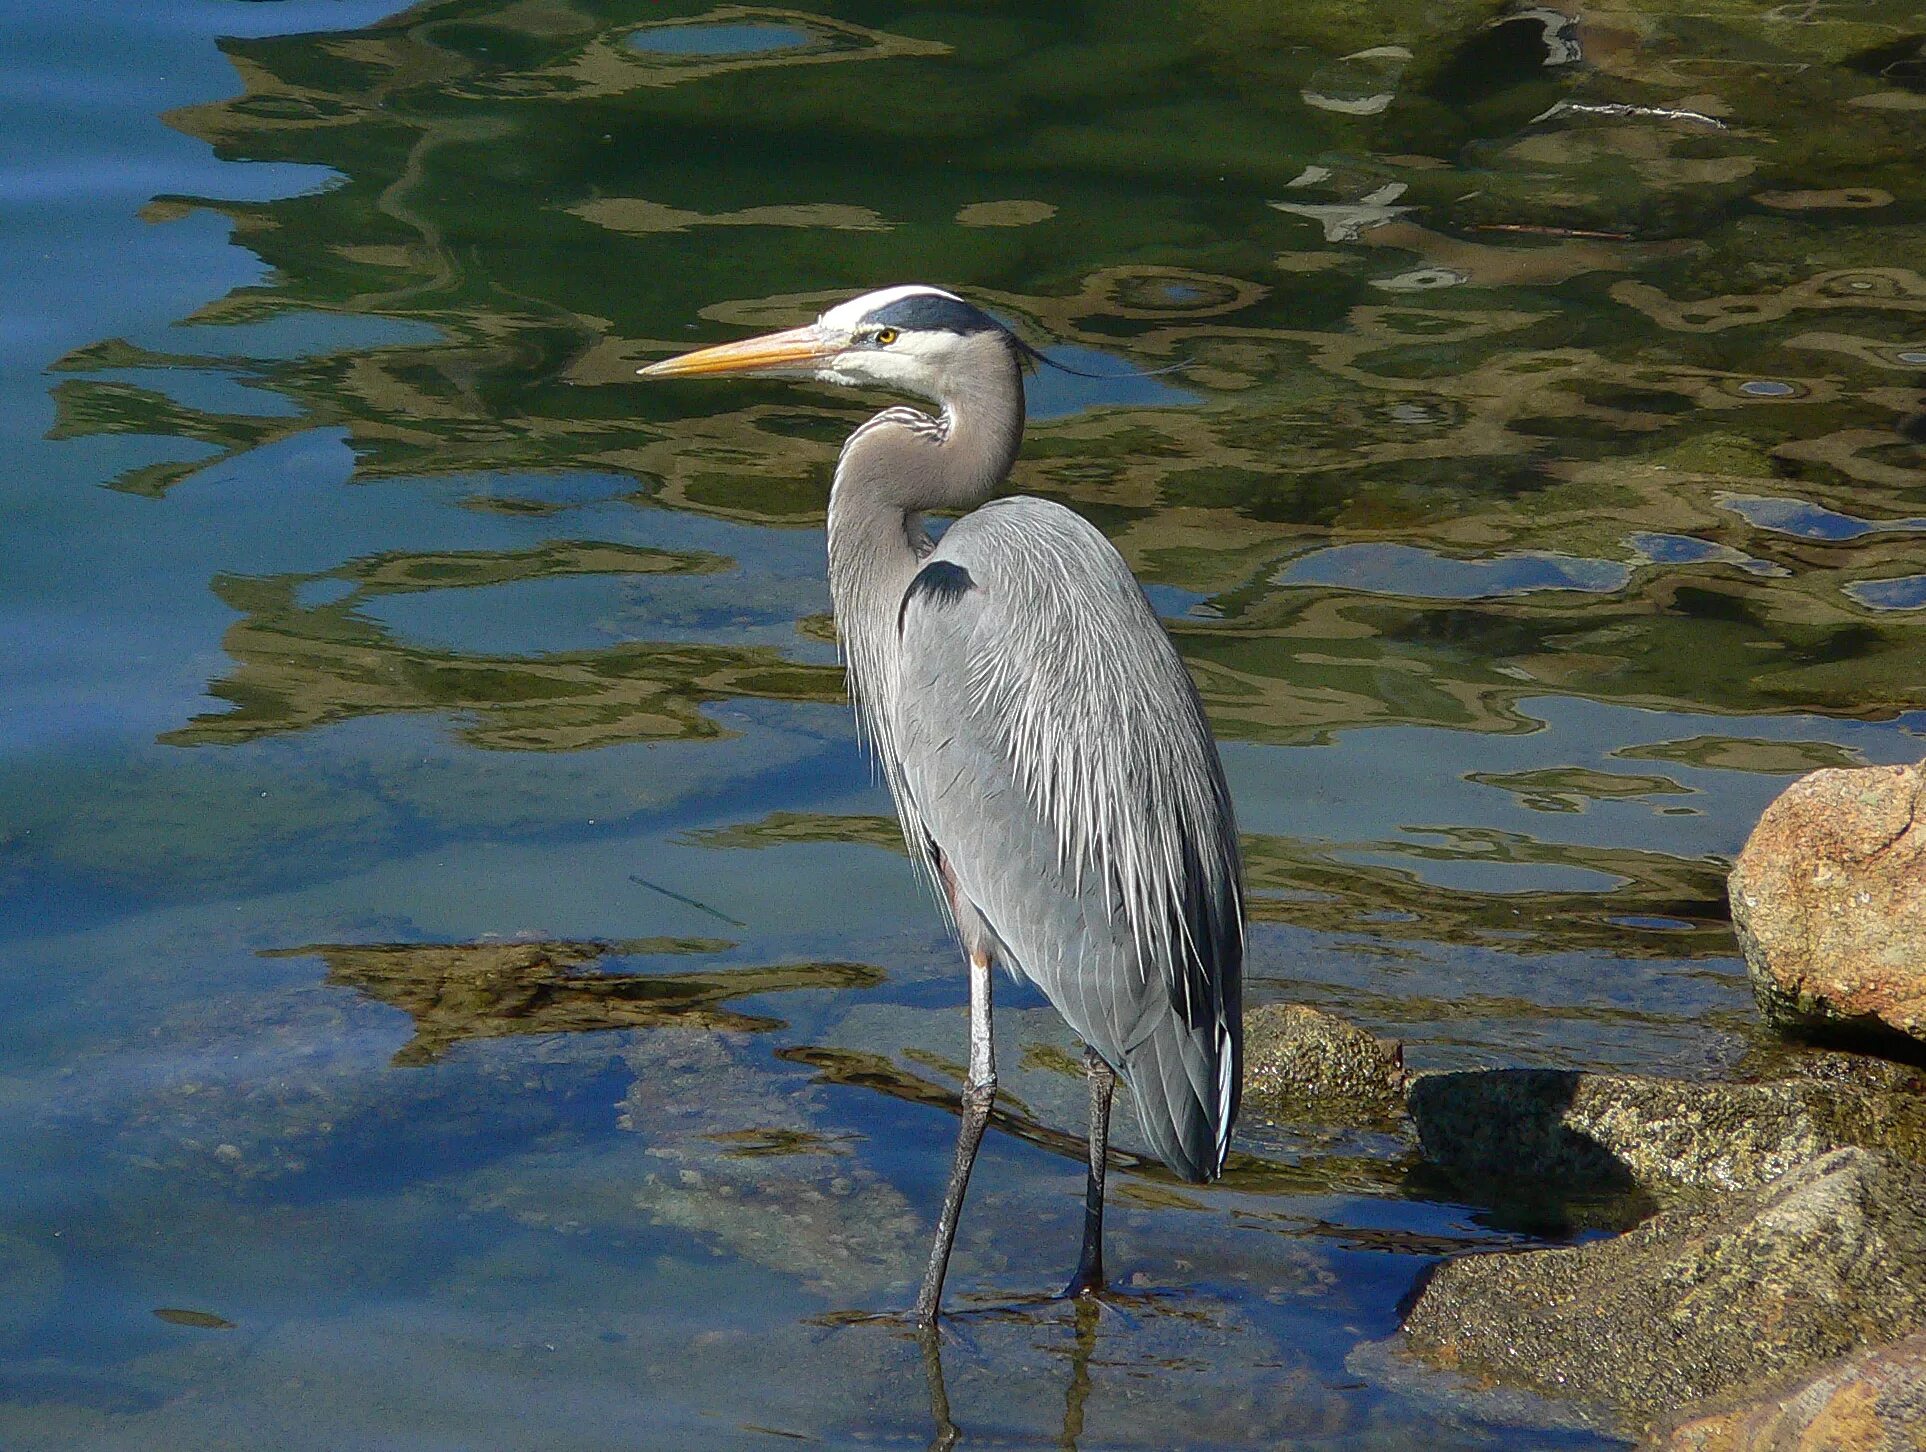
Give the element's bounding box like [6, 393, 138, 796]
[1408, 1064, 1926, 1192]
[621, 1031, 923, 1299]
[1243, 1004, 1407, 1118]
[1643, 1328, 1926, 1452]
[1396, 1147, 1926, 1433]
[1729, 760, 1926, 1047]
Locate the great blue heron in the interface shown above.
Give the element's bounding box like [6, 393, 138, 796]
[640, 285, 1243, 1324]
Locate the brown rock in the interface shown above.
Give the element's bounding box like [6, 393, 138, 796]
[1408, 1065, 1926, 1193]
[1395, 1148, 1926, 1433]
[1243, 1004, 1407, 1117]
[1644, 1329, 1926, 1451]
[1728, 761, 1926, 1046]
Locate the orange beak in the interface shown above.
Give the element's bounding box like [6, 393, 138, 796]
[636, 324, 840, 380]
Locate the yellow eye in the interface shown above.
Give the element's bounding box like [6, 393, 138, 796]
[875, 327, 899, 346]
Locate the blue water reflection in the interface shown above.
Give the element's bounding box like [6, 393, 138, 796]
[1847, 574, 1926, 610]
[1276, 543, 1630, 598]
[1722, 493, 1926, 540]
[629, 23, 815, 57]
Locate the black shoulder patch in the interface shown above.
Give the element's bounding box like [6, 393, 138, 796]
[867, 292, 999, 336]
[898, 560, 975, 635]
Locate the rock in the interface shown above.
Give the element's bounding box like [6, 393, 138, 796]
[1408, 1065, 1926, 1193]
[1395, 1148, 1926, 1433]
[1243, 1005, 1407, 1118]
[1729, 760, 1926, 1047]
[1643, 1329, 1926, 1451]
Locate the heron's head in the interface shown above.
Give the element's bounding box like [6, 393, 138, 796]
[637, 284, 1021, 406]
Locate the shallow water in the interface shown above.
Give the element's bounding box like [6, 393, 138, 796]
[3, 1, 1923, 1446]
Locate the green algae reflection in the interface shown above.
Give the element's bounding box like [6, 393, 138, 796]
[273, 937, 881, 1063]
[41, 0, 1926, 989]
[168, 541, 841, 749]
[51, 0, 1913, 734]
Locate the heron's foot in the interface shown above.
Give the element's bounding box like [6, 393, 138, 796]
[921, 1314, 975, 1351]
[807, 1306, 978, 1348]
[910, 1309, 979, 1351]
[1060, 1264, 1105, 1300]
[1052, 1274, 1159, 1328]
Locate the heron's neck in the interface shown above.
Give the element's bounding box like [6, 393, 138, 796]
[825, 460, 929, 676]
[826, 349, 1023, 735]
[825, 422, 939, 745]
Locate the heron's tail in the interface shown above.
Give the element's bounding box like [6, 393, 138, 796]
[1118, 1008, 1239, 1184]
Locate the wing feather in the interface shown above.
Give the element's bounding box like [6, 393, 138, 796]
[892, 497, 1243, 1180]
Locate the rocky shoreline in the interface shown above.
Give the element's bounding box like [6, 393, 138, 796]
[1244, 756, 1926, 1448]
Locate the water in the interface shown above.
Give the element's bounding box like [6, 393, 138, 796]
[3, 1, 1923, 1446]
[628, 23, 817, 57]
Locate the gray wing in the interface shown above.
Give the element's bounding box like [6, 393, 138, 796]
[893, 496, 1243, 1182]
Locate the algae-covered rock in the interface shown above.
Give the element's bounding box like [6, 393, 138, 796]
[1243, 1004, 1407, 1119]
[1408, 1065, 1926, 1192]
[1643, 1328, 1926, 1452]
[1729, 760, 1926, 1047]
[1396, 1147, 1926, 1433]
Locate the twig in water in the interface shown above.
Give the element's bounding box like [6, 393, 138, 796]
[627, 872, 748, 928]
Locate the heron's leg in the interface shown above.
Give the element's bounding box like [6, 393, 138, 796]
[911, 949, 996, 1326]
[1064, 1045, 1115, 1298]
